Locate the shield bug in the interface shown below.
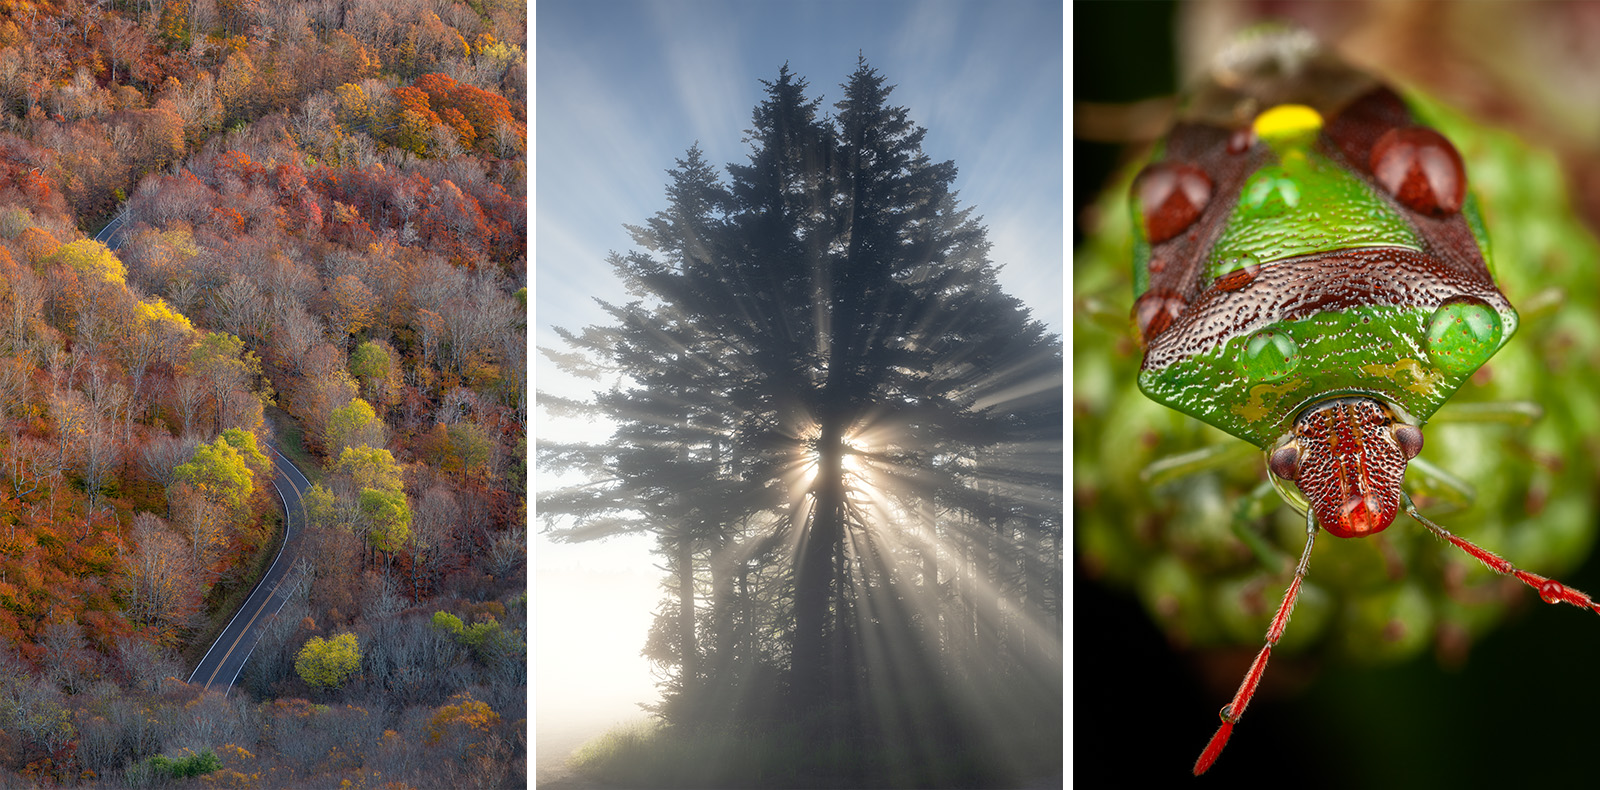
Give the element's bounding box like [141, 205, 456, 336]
[1076, 27, 1600, 776]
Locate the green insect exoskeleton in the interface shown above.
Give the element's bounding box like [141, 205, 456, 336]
[1074, 27, 1600, 775]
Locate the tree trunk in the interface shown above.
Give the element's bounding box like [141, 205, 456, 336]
[711, 545, 734, 671]
[913, 499, 937, 661]
[978, 512, 1000, 660]
[676, 527, 697, 704]
[793, 418, 843, 710]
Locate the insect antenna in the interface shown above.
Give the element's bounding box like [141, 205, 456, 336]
[1193, 507, 1320, 775]
[1402, 492, 1600, 614]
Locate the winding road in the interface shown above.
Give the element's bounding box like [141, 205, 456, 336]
[93, 207, 130, 247]
[186, 444, 312, 695]
[96, 206, 312, 693]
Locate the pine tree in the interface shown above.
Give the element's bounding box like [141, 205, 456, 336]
[539, 59, 1061, 773]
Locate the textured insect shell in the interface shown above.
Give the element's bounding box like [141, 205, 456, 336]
[1131, 80, 1517, 449]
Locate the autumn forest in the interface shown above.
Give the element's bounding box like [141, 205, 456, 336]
[0, 0, 526, 786]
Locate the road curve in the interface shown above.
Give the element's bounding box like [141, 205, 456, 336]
[102, 202, 303, 694]
[187, 444, 312, 695]
[93, 207, 130, 249]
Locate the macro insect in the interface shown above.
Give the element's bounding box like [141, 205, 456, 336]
[1081, 28, 1600, 775]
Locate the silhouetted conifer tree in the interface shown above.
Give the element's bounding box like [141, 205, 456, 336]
[539, 58, 1061, 782]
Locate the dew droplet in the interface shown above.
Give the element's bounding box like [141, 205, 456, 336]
[1227, 127, 1255, 154]
[1424, 297, 1502, 373]
[1136, 162, 1212, 244]
[1539, 579, 1565, 604]
[1238, 327, 1300, 381]
[1134, 289, 1188, 344]
[1243, 173, 1300, 211]
[1371, 127, 1467, 216]
[1214, 253, 1261, 291]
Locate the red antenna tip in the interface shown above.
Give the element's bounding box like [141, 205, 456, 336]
[1193, 720, 1234, 775]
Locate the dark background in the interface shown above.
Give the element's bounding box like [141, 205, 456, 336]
[1073, 1, 1600, 786]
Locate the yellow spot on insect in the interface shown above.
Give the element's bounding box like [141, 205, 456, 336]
[1253, 104, 1323, 140]
[1236, 378, 1299, 423]
[1360, 358, 1444, 395]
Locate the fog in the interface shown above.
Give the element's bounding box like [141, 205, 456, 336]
[535, 535, 661, 781]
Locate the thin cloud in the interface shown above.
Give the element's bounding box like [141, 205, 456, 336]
[649, 2, 752, 168]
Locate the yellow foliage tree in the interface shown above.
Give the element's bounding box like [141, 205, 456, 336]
[334, 83, 372, 134]
[216, 51, 259, 122]
[295, 632, 361, 688]
[51, 239, 125, 285]
[138, 297, 195, 334]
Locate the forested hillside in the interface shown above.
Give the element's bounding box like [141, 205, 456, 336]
[0, 1, 526, 786]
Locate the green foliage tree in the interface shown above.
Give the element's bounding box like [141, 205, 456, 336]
[144, 748, 222, 779]
[359, 487, 411, 553]
[349, 340, 402, 406]
[431, 611, 464, 636]
[429, 609, 518, 665]
[189, 330, 266, 433]
[303, 483, 338, 529]
[447, 422, 491, 476]
[325, 398, 384, 456]
[173, 435, 254, 511]
[158, 0, 192, 49]
[220, 428, 270, 477]
[295, 632, 361, 688]
[334, 445, 403, 494]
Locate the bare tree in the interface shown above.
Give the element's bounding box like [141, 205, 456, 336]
[124, 512, 200, 638]
[485, 525, 523, 581]
[173, 375, 205, 437]
[101, 15, 146, 83]
[209, 274, 269, 341]
[140, 433, 199, 493]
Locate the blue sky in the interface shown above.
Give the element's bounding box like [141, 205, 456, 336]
[531, 0, 1063, 760]
[534, 0, 1064, 346]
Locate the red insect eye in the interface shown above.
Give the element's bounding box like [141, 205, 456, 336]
[1135, 162, 1213, 244]
[1268, 443, 1301, 481]
[1370, 127, 1466, 217]
[1393, 423, 1423, 459]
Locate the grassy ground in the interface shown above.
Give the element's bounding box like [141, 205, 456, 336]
[568, 717, 1061, 789]
[265, 405, 323, 486]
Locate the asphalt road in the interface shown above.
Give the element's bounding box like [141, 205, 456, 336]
[93, 208, 129, 248]
[96, 206, 311, 696]
[186, 445, 312, 695]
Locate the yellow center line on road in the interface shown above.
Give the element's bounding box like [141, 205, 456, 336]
[200, 470, 301, 691]
[201, 553, 296, 687]
[201, 555, 294, 691]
